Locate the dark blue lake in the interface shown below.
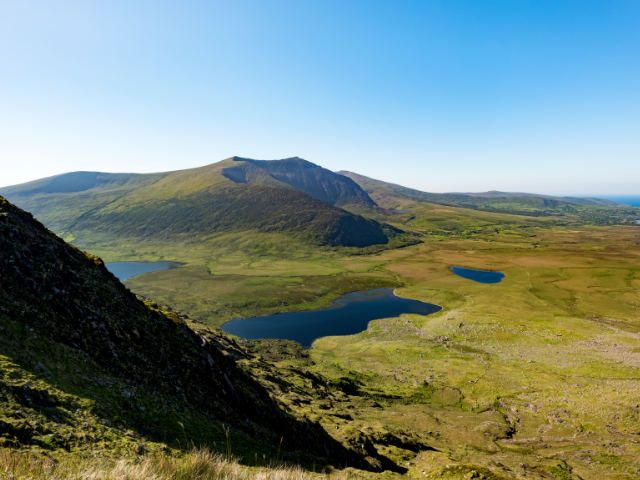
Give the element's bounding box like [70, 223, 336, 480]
[451, 266, 505, 284]
[221, 288, 441, 347]
[106, 261, 179, 281]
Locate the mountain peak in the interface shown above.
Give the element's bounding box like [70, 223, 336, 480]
[228, 155, 308, 164]
[222, 157, 378, 209]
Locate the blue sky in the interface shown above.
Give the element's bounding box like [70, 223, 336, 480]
[1, 0, 639, 194]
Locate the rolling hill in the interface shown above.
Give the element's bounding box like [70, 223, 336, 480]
[340, 170, 639, 223]
[0, 157, 398, 248]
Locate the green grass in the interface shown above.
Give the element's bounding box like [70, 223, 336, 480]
[3, 184, 640, 479]
[302, 225, 640, 479]
[0, 196, 372, 473]
[0, 158, 402, 248]
[113, 204, 639, 479]
[107, 200, 640, 478]
[74, 203, 640, 478]
[127, 266, 398, 328]
[0, 314, 231, 456]
[79, 231, 401, 327]
[0, 449, 346, 480]
[341, 170, 640, 224]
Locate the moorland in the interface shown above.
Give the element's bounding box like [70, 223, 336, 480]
[1, 157, 639, 479]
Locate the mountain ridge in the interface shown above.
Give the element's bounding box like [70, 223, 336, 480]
[0, 158, 399, 248]
[339, 170, 636, 221]
[225, 157, 377, 208]
[339, 171, 617, 206]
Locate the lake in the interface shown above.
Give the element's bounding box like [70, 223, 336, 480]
[106, 261, 179, 281]
[451, 266, 504, 284]
[221, 288, 441, 347]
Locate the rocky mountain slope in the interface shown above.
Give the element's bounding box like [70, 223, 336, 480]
[223, 157, 377, 208]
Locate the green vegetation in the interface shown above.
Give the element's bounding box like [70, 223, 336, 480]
[0, 196, 375, 472]
[41, 181, 635, 478]
[2, 161, 640, 479]
[121, 202, 639, 478]
[304, 225, 640, 478]
[0, 157, 402, 248]
[121, 232, 401, 327]
[341, 170, 640, 224]
[0, 449, 345, 479]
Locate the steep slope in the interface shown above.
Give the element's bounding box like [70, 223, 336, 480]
[222, 157, 377, 208]
[340, 171, 638, 222]
[70, 182, 392, 247]
[1, 158, 396, 248]
[0, 196, 365, 465]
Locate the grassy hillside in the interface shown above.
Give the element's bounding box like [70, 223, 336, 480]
[0, 195, 377, 470]
[306, 224, 640, 479]
[73, 182, 393, 246]
[340, 171, 640, 223]
[4, 164, 639, 478]
[2, 185, 640, 478]
[0, 171, 166, 234]
[0, 158, 399, 248]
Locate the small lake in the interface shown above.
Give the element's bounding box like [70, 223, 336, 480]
[451, 266, 505, 284]
[221, 288, 441, 347]
[106, 261, 179, 281]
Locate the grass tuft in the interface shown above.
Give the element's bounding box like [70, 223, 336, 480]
[0, 449, 342, 480]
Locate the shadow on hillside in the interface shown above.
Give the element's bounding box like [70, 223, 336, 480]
[0, 316, 407, 473]
[0, 197, 404, 473]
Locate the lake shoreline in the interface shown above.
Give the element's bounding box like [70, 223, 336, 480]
[221, 287, 442, 347]
[106, 261, 183, 282]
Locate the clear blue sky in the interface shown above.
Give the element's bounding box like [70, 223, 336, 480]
[1, 0, 639, 194]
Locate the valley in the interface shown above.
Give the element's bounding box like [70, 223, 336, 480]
[124, 213, 640, 479]
[1, 159, 639, 479]
[4, 3, 639, 478]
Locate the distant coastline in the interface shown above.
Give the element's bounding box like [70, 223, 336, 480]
[594, 195, 640, 207]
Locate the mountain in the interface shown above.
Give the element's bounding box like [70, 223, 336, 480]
[340, 171, 632, 220]
[223, 156, 377, 208]
[0, 158, 397, 248]
[0, 171, 167, 236]
[0, 195, 366, 465]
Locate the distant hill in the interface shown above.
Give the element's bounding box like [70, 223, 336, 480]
[0, 195, 367, 464]
[340, 171, 635, 222]
[1, 158, 399, 248]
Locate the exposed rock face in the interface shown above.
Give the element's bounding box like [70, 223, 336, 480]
[229, 157, 377, 208]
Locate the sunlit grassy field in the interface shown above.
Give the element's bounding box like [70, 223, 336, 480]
[74, 202, 640, 479]
[306, 225, 640, 479]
